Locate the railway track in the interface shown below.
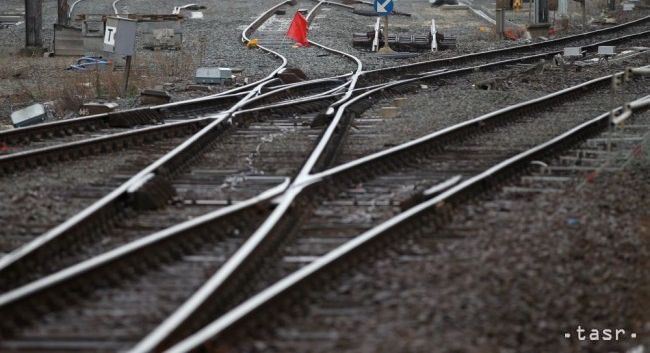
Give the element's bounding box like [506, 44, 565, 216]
[0, 91, 343, 292]
[254, 1, 360, 80]
[0, 1, 647, 351]
[0, 183, 285, 352]
[2, 16, 644, 159]
[161, 69, 650, 353]
[360, 15, 650, 85]
[0, 79, 353, 176]
[0, 78, 347, 156]
[125, 64, 645, 352]
[0, 0, 361, 161]
[0, 1, 366, 351]
[9, 50, 644, 351]
[337, 43, 650, 165]
[0, 0, 326, 282]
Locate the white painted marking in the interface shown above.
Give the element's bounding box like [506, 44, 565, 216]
[104, 26, 116, 45]
[376, 0, 392, 13]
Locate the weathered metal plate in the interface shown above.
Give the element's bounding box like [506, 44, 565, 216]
[54, 24, 85, 56]
[11, 104, 47, 128]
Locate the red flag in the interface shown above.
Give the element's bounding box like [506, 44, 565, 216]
[286, 12, 309, 47]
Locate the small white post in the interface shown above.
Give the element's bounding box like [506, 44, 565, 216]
[431, 17, 437, 52]
[372, 17, 381, 52]
[558, 0, 568, 16]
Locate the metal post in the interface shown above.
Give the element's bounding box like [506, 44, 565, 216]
[558, 0, 567, 15]
[535, 0, 549, 23]
[123, 55, 132, 96]
[431, 18, 438, 51]
[384, 15, 388, 48]
[378, 15, 393, 53]
[608, 0, 616, 10]
[496, 8, 505, 39]
[25, 0, 43, 48]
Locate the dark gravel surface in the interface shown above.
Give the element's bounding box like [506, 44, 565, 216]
[338, 49, 650, 165]
[227, 110, 650, 353]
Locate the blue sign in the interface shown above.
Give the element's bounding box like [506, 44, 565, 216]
[373, 0, 394, 16]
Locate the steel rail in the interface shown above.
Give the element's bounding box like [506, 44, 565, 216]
[166, 80, 650, 353]
[361, 15, 650, 80]
[0, 118, 210, 176]
[229, 0, 293, 95]
[0, 76, 348, 151]
[127, 19, 365, 353]
[243, 77, 346, 108]
[306, 0, 355, 10]
[129, 31, 648, 353]
[0, 0, 368, 350]
[7, 1, 359, 151]
[0, 93, 246, 149]
[67, 0, 85, 19]
[0, 179, 289, 313]
[0, 0, 296, 289]
[0, 86, 348, 178]
[0, 9, 365, 353]
[0, 0, 360, 283]
[3, 28, 641, 284]
[297, 72, 637, 186]
[0, 89, 344, 290]
[112, 0, 122, 16]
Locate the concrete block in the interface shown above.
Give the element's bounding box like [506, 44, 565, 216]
[140, 90, 171, 104]
[186, 84, 212, 92]
[563, 47, 582, 57]
[598, 46, 616, 56]
[81, 102, 118, 115]
[11, 103, 47, 128]
[195, 67, 234, 85]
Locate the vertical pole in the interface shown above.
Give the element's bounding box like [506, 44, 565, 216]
[383, 15, 389, 49]
[535, 0, 548, 23]
[378, 15, 393, 53]
[25, 0, 43, 48]
[95, 62, 100, 98]
[431, 18, 438, 51]
[57, 0, 69, 25]
[496, 8, 504, 40]
[558, 0, 567, 15]
[123, 55, 132, 96]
